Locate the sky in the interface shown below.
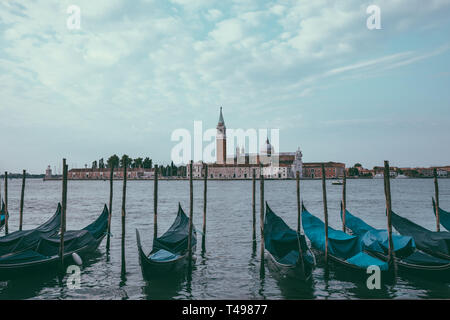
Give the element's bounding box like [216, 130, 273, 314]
[1, 0, 450, 173]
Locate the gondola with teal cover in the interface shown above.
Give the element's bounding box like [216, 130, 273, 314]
[391, 210, 450, 260]
[264, 203, 315, 281]
[136, 204, 196, 279]
[0, 201, 7, 231]
[302, 204, 390, 275]
[342, 208, 450, 278]
[432, 198, 450, 232]
[0, 205, 108, 280]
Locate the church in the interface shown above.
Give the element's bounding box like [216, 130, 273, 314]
[187, 108, 304, 179]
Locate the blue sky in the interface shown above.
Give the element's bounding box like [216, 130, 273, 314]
[1, 0, 450, 173]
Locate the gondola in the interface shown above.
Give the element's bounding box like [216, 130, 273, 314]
[342, 208, 450, 278]
[264, 203, 315, 281]
[302, 204, 391, 278]
[432, 198, 450, 232]
[0, 203, 61, 257]
[136, 203, 196, 279]
[391, 211, 450, 260]
[0, 201, 6, 231]
[0, 205, 108, 280]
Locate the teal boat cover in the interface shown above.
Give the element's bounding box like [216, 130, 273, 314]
[341, 209, 416, 258]
[264, 203, 314, 267]
[302, 206, 389, 271]
[433, 198, 450, 232]
[152, 204, 196, 255]
[149, 249, 180, 262]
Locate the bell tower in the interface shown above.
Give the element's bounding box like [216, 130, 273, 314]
[216, 107, 226, 164]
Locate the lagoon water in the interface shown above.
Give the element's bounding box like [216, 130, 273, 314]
[0, 178, 449, 299]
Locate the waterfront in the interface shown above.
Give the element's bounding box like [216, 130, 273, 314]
[0, 178, 449, 299]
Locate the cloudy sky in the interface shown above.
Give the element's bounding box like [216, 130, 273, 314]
[1, 0, 450, 173]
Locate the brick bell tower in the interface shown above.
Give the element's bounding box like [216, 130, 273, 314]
[216, 107, 226, 164]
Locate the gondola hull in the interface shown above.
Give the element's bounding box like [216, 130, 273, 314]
[136, 229, 194, 279]
[265, 250, 312, 282]
[0, 235, 105, 280]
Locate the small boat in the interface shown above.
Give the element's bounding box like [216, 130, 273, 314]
[136, 204, 196, 279]
[302, 204, 391, 278]
[0, 205, 108, 280]
[396, 174, 408, 179]
[0, 203, 61, 256]
[391, 211, 450, 260]
[373, 173, 384, 179]
[332, 180, 343, 185]
[342, 208, 450, 278]
[432, 198, 450, 232]
[264, 203, 315, 281]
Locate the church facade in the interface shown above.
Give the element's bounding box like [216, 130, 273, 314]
[187, 108, 304, 179]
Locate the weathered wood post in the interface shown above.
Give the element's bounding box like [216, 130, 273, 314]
[252, 168, 256, 244]
[187, 161, 194, 268]
[121, 159, 128, 276]
[4, 172, 8, 235]
[59, 160, 68, 270]
[106, 165, 114, 252]
[154, 164, 158, 241]
[19, 169, 26, 231]
[260, 164, 265, 274]
[321, 164, 329, 264]
[342, 170, 347, 232]
[434, 168, 440, 232]
[202, 163, 208, 250]
[383, 161, 397, 274]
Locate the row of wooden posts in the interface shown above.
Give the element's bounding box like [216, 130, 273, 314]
[0, 160, 444, 275]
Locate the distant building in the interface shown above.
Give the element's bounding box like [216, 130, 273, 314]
[68, 168, 156, 180]
[45, 165, 52, 178]
[303, 162, 346, 179]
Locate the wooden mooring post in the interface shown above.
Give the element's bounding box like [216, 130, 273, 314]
[187, 161, 194, 268]
[19, 169, 26, 231]
[321, 164, 329, 264]
[342, 171, 347, 232]
[260, 165, 265, 275]
[296, 171, 306, 277]
[106, 165, 114, 252]
[59, 160, 68, 271]
[121, 160, 128, 276]
[252, 168, 256, 244]
[383, 161, 397, 274]
[154, 164, 158, 241]
[4, 172, 8, 235]
[433, 168, 440, 232]
[202, 163, 208, 251]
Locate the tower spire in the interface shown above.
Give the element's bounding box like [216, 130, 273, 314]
[218, 106, 224, 125]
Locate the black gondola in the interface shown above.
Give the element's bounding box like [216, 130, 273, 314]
[136, 204, 196, 279]
[264, 203, 315, 281]
[0, 205, 108, 280]
[0, 201, 6, 231]
[342, 208, 450, 279]
[432, 198, 450, 232]
[391, 211, 450, 260]
[0, 203, 61, 256]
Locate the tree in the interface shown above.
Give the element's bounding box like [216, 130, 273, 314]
[99, 158, 105, 169]
[120, 154, 131, 168]
[92, 161, 98, 169]
[348, 167, 359, 176]
[107, 154, 120, 169]
[354, 163, 362, 168]
[143, 157, 152, 169]
[134, 157, 143, 169]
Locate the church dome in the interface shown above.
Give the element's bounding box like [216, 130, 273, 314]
[260, 138, 272, 155]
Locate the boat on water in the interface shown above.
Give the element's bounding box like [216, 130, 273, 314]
[396, 174, 408, 179]
[432, 198, 450, 232]
[391, 211, 450, 261]
[136, 204, 196, 279]
[341, 208, 450, 278]
[373, 173, 384, 179]
[0, 203, 61, 256]
[264, 203, 315, 281]
[302, 204, 392, 278]
[0, 205, 108, 280]
[332, 180, 343, 185]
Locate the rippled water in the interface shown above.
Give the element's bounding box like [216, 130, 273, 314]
[0, 178, 449, 299]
